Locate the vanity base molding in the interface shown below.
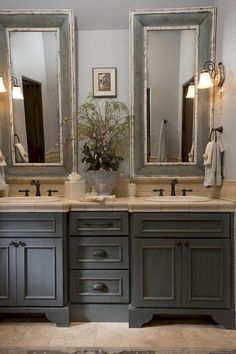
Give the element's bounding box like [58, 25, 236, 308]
[0, 306, 69, 327]
[129, 306, 235, 329]
[70, 304, 128, 322]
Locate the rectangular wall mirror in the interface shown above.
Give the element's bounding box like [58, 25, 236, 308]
[130, 7, 216, 177]
[0, 9, 76, 177]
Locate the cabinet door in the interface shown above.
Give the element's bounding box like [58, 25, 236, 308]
[0, 239, 16, 306]
[182, 239, 231, 308]
[132, 239, 181, 307]
[16, 238, 63, 306]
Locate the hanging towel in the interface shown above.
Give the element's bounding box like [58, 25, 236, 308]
[0, 150, 6, 190]
[157, 120, 167, 162]
[15, 143, 28, 163]
[0, 150, 6, 167]
[204, 140, 224, 188]
[188, 143, 195, 162]
[203, 141, 214, 165]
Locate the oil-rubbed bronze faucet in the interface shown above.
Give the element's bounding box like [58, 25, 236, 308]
[31, 180, 41, 196]
[170, 178, 178, 196]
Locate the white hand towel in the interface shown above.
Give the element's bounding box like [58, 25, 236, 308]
[157, 120, 167, 162]
[203, 141, 214, 166]
[204, 140, 224, 187]
[15, 143, 28, 163]
[0, 150, 6, 167]
[188, 143, 195, 162]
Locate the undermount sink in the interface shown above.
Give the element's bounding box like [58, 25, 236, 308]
[145, 196, 210, 202]
[0, 196, 62, 203]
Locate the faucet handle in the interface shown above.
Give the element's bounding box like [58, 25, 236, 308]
[153, 188, 164, 196]
[181, 188, 193, 196]
[47, 189, 59, 197]
[18, 189, 30, 197]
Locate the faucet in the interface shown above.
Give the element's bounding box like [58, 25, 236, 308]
[31, 180, 41, 196]
[170, 178, 178, 196]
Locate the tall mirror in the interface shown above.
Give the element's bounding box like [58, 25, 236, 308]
[130, 7, 216, 177]
[0, 9, 76, 177]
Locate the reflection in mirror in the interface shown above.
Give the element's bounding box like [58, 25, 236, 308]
[145, 28, 197, 164]
[9, 29, 62, 165]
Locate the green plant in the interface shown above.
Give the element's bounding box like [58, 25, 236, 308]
[77, 94, 129, 171]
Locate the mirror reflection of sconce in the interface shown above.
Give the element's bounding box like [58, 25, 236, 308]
[197, 61, 225, 89]
[11, 77, 24, 100]
[186, 83, 195, 99]
[0, 75, 24, 99]
[0, 75, 7, 92]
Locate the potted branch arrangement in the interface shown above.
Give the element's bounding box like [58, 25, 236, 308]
[77, 94, 129, 195]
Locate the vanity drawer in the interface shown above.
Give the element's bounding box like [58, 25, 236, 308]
[70, 269, 129, 303]
[69, 212, 128, 236]
[0, 213, 65, 238]
[132, 212, 231, 238]
[70, 237, 129, 269]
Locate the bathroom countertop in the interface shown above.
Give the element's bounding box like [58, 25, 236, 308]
[0, 196, 234, 212]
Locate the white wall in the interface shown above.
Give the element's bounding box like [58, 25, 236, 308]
[78, 30, 129, 105]
[214, 0, 236, 180]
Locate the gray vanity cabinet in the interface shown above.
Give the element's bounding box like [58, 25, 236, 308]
[0, 239, 16, 306]
[69, 211, 130, 322]
[0, 238, 63, 307]
[130, 212, 234, 329]
[0, 213, 69, 326]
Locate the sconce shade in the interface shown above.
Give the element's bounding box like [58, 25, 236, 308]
[186, 84, 195, 98]
[12, 85, 24, 99]
[197, 70, 214, 89]
[0, 76, 6, 92]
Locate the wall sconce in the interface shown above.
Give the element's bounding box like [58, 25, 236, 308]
[0, 76, 7, 93]
[197, 61, 225, 89]
[11, 77, 24, 100]
[186, 83, 195, 99]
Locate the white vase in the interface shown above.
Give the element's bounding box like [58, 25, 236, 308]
[86, 170, 120, 195]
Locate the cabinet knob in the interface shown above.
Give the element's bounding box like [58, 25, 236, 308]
[184, 242, 189, 247]
[92, 282, 107, 292]
[176, 241, 181, 247]
[18, 241, 27, 247]
[92, 249, 107, 258]
[9, 241, 16, 247]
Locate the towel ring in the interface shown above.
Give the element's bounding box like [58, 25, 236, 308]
[210, 126, 223, 142]
[14, 133, 20, 144]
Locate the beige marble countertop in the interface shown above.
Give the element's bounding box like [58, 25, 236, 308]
[0, 196, 234, 212]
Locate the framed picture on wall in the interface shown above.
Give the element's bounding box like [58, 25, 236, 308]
[92, 67, 117, 97]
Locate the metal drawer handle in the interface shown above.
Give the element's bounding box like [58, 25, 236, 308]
[85, 222, 113, 228]
[18, 241, 27, 247]
[92, 249, 107, 258]
[92, 282, 108, 292]
[176, 241, 181, 247]
[184, 242, 189, 247]
[9, 241, 17, 247]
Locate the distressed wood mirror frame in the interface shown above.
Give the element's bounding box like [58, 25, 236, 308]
[0, 9, 77, 177]
[130, 7, 216, 178]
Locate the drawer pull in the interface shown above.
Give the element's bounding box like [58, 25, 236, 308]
[92, 249, 107, 258]
[92, 282, 108, 292]
[184, 242, 189, 247]
[85, 222, 113, 228]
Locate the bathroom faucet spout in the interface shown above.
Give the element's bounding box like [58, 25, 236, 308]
[31, 180, 41, 197]
[170, 178, 178, 196]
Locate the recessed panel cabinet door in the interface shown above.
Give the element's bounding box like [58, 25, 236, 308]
[132, 239, 181, 307]
[16, 238, 63, 306]
[182, 239, 231, 308]
[0, 239, 16, 306]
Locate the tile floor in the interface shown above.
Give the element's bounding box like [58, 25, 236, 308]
[0, 316, 236, 352]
